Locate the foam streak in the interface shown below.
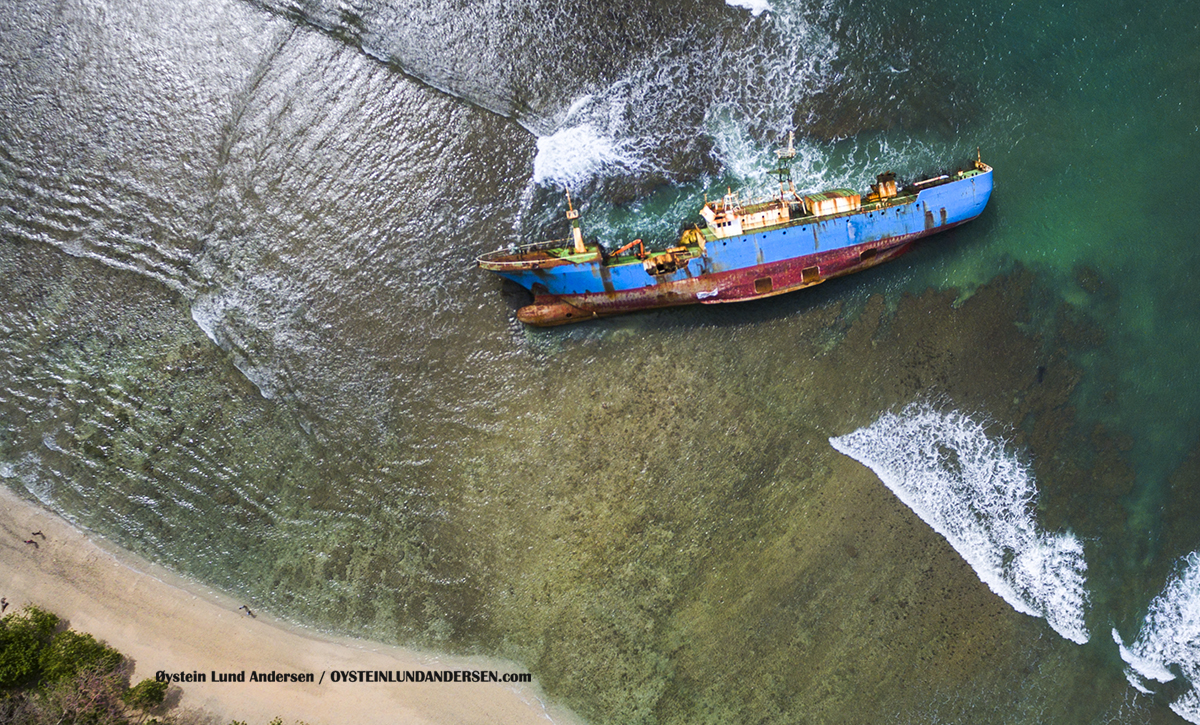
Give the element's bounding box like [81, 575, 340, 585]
[1113, 552, 1200, 723]
[725, 0, 772, 16]
[829, 403, 1090, 644]
[531, 124, 641, 187]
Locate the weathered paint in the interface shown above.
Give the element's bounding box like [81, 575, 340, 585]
[480, 161, 993, 326]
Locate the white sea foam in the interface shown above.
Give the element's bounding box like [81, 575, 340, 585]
[702, 107, 948, 213]
[0, 452, 54, 506]
[725, 0, 772, 16]
[704, 111, 844, 198]
[523, 0, 841, 192]
[190, 290, 278, 400]
[1176, 692, 1200, 725]
[531, 124, 641, 187]
[828, 403, 1090, 644]
[1113, 552, 1200, 723]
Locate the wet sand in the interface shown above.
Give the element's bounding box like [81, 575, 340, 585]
[0, 485, 574, 725]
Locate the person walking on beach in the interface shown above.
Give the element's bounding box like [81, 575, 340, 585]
[31, 530, 44, 539]
[23, 539, 38, 549]
[1, 597, 8, 613]
[238, 605, 255, 618]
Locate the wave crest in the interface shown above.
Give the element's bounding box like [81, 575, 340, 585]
[1114, 552, 1200, 723]
[532, 124, 642, 187]
[829, 402, 1090, 644]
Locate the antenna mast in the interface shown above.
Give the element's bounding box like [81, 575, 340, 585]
[773, 131, 797, 198]
[565, 187, 585, 254]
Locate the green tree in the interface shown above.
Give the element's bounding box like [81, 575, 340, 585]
[122, 677, 168, 718]
[0, 605, 60, 687]
[38, 629, 124, 683]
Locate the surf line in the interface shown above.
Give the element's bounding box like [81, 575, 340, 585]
[1113, 551, 1200, 724]
[829, 402, 1090, 645]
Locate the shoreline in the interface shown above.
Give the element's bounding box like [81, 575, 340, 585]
[0, 484, 576, 725]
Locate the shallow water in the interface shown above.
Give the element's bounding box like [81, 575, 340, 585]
[2, 0, 1200, 722]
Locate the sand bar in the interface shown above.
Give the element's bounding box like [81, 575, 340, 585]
[0, 485, 575, 725]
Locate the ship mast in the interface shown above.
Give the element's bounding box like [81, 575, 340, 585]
[773, 131, 797, 199]
[565, 187, 585, 254]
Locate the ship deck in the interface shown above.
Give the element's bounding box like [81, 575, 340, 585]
[479, 164, 990, 269]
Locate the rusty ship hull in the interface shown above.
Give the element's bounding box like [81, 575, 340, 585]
[480, 157, 993, 326]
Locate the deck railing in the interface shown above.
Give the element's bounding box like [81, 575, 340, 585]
[477, 237, 571, 263]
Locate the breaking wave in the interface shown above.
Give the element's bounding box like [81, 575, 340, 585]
[190, 288, 285, 400]
[829, 402, 1090, 644]
[532, 123, 643, 187]
[725, 0, 773, 16]
[554, 0, 840, 181]
[1113, 552, 1200, 723]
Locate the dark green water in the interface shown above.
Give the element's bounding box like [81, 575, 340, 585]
[2, 0, 1199, 722]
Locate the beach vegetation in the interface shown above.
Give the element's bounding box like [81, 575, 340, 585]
[39, 629, 124, 683]
[0, 605, 60, 687]
[40, 665, 129, 724]
[122, 677, 169, 712]
[0, 605, 215, 725]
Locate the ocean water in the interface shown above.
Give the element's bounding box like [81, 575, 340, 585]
[2, 0, 1199, 722]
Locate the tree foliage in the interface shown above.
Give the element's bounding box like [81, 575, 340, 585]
[122, 677, 168, 711]
[41, 665, 129, 725]
[0, 605, 60, 687]
[0, 605, 262, 725]
[39, 629, 124, 683]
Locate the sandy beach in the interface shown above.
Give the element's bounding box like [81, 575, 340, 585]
[0, 485, 575, 725]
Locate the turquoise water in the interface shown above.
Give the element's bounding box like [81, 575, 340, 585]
[2, 0, 1200, 721]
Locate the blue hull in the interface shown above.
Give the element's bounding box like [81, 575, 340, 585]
[479, 159, 993, 325]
